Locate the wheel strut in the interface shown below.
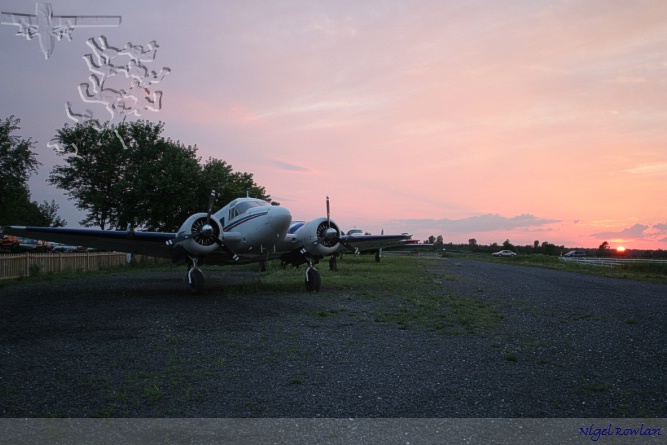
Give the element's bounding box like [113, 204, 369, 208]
[304, 260, 321, 292]
[187, 257, 205, 295]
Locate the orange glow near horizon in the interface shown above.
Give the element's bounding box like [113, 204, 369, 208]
[616, 246, 626, 253]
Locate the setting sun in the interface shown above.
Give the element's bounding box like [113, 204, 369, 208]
[616, 246, 626, 253]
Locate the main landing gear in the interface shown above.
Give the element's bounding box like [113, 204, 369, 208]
[188, 258, 205, 295]
[305, 261, 321, 292]
[329, 254, 338, 271]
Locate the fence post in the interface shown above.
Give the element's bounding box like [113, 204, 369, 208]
[85, 251, 90, 272]
[24, 253, 29, 277]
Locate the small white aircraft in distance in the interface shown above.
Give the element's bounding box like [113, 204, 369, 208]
[4, 194, 412, 294]
[1, 3, 122, 60]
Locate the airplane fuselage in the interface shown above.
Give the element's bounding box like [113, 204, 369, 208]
[206, 198, 292, 264]
[35, 3, 56, 58]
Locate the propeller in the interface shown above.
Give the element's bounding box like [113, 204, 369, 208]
[206, 189, 239, 261]
[208, 189, 240, 261]
[317, 196, 358, 253]
[189, 189, 220, 246]
[167, 189, 239, 261]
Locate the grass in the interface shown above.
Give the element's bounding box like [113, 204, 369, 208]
[2, 253, 506, 336]
[237, 255, 508, 335]
[458, 253, 667, 283]
[502, 350, 519, 362]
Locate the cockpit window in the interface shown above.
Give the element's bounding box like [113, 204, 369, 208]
[234, 200, 269, 215]
[214, 199, 270, 221]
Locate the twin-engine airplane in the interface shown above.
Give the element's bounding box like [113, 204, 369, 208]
[4, 194, 411, 294]
[1, 3, 122, 60]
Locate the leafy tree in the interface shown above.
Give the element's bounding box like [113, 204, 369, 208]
[49, 120, 271, 231]
[502, 239, 515, 251]
[598, 241, 610, 257]
[198, 158, 234, 205]
[541, 241, 557, 256]
[435, 235, 444, 246]
[48, 121, 129, 229]
[117, 123, 202, 231]
[37, 200, 67, 227]
[0, 116, 56, 226]
[198, 158, 272, 209]
[468, 238, 478, 251]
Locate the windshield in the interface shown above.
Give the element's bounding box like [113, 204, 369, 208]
[217, 199, 271, 221]
[234, 200, 269, 215]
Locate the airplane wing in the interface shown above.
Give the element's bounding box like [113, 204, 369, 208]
[52, 14, 122, 28]
[3, 226, 174, 259]
[383, 242, 437, 252]
[1, 11, 121, 28]
[1, 12, 37, 27]
[340, 233, 413, 252]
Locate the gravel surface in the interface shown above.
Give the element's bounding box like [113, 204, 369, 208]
[0, 258, 665, 418]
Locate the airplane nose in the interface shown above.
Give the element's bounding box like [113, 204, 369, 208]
[268, 205, 292, 234]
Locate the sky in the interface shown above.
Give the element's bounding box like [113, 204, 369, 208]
[1, 0, 666, 250]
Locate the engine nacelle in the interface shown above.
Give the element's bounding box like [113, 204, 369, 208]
[296, 217, 341, 257]
[175, 212, 223, 256]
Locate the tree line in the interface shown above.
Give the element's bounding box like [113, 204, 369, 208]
[1, 117, 271, 232]
[423, 236, 666, 258]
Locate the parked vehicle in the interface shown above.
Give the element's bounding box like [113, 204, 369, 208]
[563, 250, 586, 257]
[492, 250, 517, 257]
[1, 235, 20, 251]
[17, 237, 37, 251]
[15, 237, 52, 252]
[50, 242, 81, 253]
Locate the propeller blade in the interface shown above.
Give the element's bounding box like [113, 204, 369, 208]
[340, 240, 358, 254]
[166, 233, 191, 245]
[206, 189, 217, 224]
[326, 196, 331, 227]
[215, 238, 239, 262]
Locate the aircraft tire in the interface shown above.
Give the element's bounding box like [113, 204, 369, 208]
[305, 268, 321, 292]
[189, 268, 205, 295]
